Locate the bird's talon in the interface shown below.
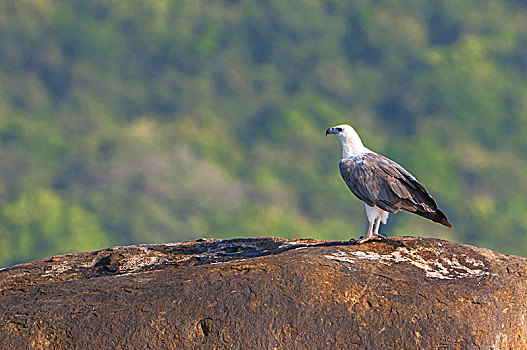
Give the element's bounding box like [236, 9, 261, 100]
[354, 235, 382, 244]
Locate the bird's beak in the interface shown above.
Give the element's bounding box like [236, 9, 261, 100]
[325, 127, 336, 136]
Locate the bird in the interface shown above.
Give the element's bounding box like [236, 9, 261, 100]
[325, 124, 452, 243]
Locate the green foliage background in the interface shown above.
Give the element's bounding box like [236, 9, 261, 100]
[2, 0, 527, 266]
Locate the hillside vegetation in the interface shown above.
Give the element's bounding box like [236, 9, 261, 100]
[2, 0, 527, 265]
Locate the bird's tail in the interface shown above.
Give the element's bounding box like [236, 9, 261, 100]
[412, 209, 453, 228]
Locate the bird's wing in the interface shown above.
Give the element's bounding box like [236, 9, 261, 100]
[339, 153, 439, 214]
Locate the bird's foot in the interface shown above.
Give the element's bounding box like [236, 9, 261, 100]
[353, 235, 383, 244]
[373, 232, 387, 239]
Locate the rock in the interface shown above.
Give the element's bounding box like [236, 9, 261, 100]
[0, 236, 526, 349]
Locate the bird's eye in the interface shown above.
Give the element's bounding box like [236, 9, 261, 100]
[336, 127, 343, 132]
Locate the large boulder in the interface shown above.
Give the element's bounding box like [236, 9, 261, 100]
[0, 236, 526, 349]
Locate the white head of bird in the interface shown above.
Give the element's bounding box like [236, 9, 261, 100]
[325, 124, 368, 158]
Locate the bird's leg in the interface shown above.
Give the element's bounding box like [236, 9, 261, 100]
[355, 219, 379, 244]
[372, 216, 386, 239]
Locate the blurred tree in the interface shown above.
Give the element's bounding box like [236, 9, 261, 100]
[1, 0, 527, 266]
[0, 188, 109, 266]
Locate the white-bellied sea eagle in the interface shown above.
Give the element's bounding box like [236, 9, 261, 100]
[326, 124, 453, 243]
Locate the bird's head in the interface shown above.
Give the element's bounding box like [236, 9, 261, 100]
[325, 124, 356, 140]
[325, 124, 366, 158]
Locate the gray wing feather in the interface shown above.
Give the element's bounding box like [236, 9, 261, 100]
[339, 153, 438, 214]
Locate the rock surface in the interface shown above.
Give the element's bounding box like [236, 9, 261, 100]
[0, 236, 526, 349]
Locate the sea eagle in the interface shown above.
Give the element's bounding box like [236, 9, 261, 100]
[326, 124, 452, 243]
